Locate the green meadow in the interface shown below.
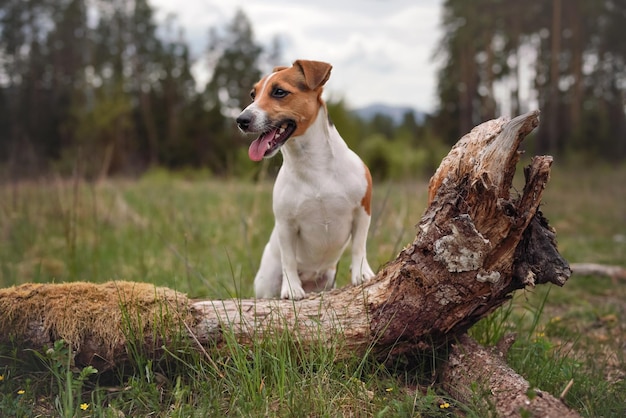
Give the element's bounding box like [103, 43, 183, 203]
[0, 162, 624, 417]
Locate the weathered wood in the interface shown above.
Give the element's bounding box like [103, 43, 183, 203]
[570, 262, 626, 282]
[441, 334, 580, 417]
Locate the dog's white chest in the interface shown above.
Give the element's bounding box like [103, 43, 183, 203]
[275, 177, 355, 224]
[274, 175, 357, 267]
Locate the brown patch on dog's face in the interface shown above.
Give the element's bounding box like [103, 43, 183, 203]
[250, 60, 332, 137]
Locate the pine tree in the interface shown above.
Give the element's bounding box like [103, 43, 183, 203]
[204, 9, 262, 114]
[201, 9, 264, 174]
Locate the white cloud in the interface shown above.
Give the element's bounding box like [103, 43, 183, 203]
[149, 0, 443, 112]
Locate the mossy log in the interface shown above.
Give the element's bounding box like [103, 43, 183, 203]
[0, 111, 576, 417]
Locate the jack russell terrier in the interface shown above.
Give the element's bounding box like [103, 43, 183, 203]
[236, 59, 375, 300]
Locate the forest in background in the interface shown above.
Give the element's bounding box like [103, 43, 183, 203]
[0, 0, 624, 180]
[435, 0, 626, 161]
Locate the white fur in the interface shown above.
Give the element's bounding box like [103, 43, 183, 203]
[251, 106, 375, 299]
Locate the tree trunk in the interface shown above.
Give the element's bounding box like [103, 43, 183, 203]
[568, 0, 584, 131]
[0, 111, 575, 416]
[459, 43, 478, 135]
[546, 0, 562, 154]
[483, 30, 497, 121]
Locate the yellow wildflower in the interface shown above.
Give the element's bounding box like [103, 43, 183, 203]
[17, 389, 25, 395]
[439, 402, 450, 409]
[385, 387, 393, 392]
[80, 403, 89, 411]
[0, 375, 4, 381]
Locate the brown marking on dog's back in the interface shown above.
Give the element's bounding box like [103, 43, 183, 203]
[361, 163, 373, 215]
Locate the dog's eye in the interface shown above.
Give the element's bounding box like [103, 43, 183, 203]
[271, 88, 289, 98]
[250, 90, 256, 100]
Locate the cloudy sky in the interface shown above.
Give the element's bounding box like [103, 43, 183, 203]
[149, 0, 443, 112]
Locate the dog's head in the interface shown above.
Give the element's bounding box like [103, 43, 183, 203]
[236, 60, 332, 161]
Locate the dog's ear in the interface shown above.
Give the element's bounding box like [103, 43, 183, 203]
[272, 66, 288, 73]
[293, 60, 332, 90]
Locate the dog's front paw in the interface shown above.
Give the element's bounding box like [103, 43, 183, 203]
[281, 284, 306, 300]
[351, 264, 375, 286]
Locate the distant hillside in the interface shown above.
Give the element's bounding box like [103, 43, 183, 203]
[351, 103, 427, 125]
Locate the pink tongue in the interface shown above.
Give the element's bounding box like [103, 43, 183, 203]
[248, 129, 277, 161]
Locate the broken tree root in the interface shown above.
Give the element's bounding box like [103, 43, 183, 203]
[441, 334, 580, 417]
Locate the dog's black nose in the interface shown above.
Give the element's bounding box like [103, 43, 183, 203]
[236, 114, 251, 131]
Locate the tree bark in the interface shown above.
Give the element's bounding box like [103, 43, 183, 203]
[0, 111, 576, 416]
[546, 0, 562, 154]
[441, 334, 579, 417]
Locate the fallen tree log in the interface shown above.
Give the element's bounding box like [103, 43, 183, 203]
[441, 334, 580, 418]
[570, 262, 626, 282]
[0, 111, 576, 416]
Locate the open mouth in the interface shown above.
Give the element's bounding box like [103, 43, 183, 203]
[248, 121, 296, 161]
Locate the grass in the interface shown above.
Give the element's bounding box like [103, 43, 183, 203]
[0, 161, 625, 416]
